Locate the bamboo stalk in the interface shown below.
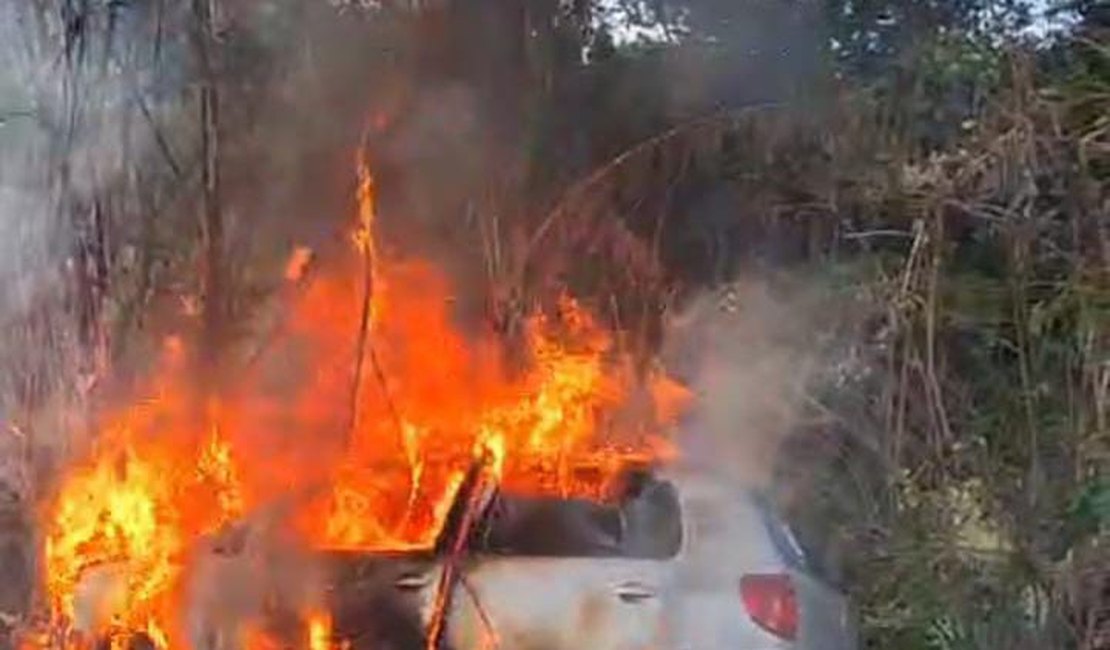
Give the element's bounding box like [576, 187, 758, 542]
[424, 457, 497, 650]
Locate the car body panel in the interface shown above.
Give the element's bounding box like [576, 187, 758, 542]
[327, 552, 438, 649]
[791, 570, 858, 650]
[661, 468, 797, 649]
[446, 557, 668, 650]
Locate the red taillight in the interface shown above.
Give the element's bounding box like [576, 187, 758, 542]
[740, 573, 798, 641]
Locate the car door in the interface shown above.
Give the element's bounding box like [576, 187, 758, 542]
[438, 487, 680, 650]
[445, 556, 669, 650]
[327, 551, 441, 650]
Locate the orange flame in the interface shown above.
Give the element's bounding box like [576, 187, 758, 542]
[43, 389, 244, 648]
[38, 151, 691, 648]
[306, 612, 333, 650]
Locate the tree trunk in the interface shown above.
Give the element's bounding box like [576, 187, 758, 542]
[192, 0, 225, 379]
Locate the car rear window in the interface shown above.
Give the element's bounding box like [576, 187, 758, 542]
[751, 492, 809, 571]
[470, 475, 683, 560]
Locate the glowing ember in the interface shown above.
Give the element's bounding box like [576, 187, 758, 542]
[36, 151, 690, 649]
[284, 246, 314, 283]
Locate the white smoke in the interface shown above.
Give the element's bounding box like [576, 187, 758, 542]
[663, 280, 821, 487]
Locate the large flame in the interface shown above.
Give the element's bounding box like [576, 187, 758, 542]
[37, 153, 689, 649]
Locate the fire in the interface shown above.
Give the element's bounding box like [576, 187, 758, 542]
[36, 150, 690, 649]
[43, 392, 244, 648]
[306, 612, 332, 650]
[46, 445, 178, 642]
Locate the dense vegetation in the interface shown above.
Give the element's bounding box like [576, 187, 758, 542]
[0, 1, 1106, 648]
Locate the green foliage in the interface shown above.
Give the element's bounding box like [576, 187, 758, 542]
[796, 48, 1107, 647]
[1067, 479, 1110, 541]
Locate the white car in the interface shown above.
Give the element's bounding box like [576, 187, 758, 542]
[317, 462, 858, 650]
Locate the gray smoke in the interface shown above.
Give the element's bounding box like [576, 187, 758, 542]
[662, 280, 827, 487]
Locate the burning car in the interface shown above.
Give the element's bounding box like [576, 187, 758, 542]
[36, 156, 852, 650]
[198, 462, 858, 650]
